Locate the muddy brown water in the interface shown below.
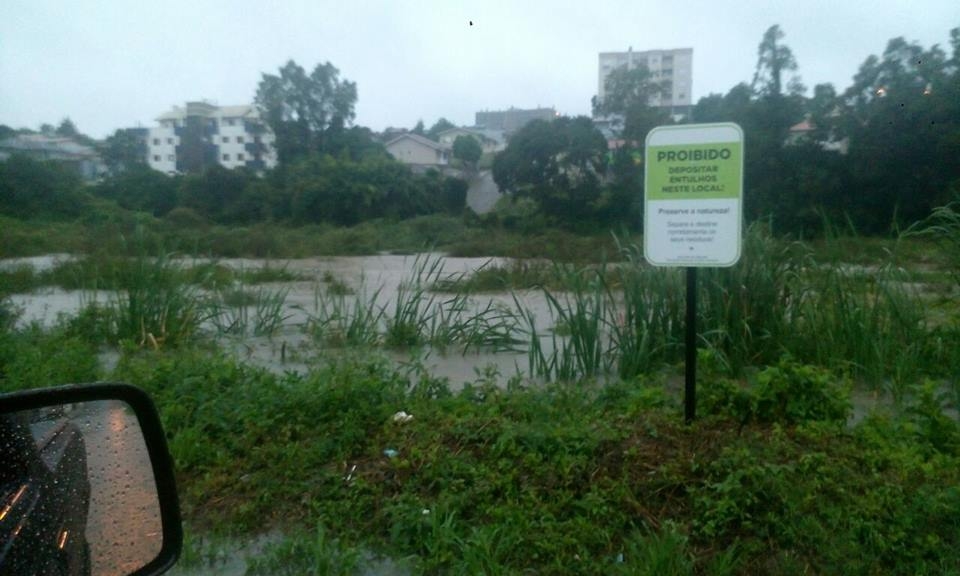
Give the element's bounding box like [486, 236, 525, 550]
[4, 254, 553, 388]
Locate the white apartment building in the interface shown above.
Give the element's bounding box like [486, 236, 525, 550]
[147, 101, 277, 174]
[597, 47, 693, 116]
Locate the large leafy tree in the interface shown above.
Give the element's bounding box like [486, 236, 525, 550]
[593, 64, 670, 143]
[255, 60, 357, 163]
[492, 116, 607, 225]
[452, 135, 482, 170]
[91, 166, 177, 217]
[427, 118, 456, 141]
[0, 155, 86, 219]
[752, 25, 804, 98]
[99, 128, 148, 174]
[838, 31, 960, 230]
[747, 26, 806, 224]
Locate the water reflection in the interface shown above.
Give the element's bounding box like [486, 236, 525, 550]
[76, 400, 163, 576]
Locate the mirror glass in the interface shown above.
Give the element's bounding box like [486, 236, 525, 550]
[1, 399, 163, 576]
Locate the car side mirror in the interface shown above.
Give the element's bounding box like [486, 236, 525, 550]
[1, 383, 182, 576]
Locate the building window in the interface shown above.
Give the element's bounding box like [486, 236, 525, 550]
[236, 136, 244, 143]
[153, 155, 160, 162]
[222, 154, 230, 161]
[226, 118, 235, 126]
[168, 154, 174, 161]
[237, 153, 245, 161]
[167, 138, 173, 144]
[153, 138, 160, 145]
[222, 136, 229, 143]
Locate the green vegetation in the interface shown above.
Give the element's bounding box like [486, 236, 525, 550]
[2, 213, 959, 574]
[99, 351, 960, 574]
[2, 26, 959, 575]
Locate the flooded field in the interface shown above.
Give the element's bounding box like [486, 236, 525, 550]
[4, 253, 551, 388]
[3, 245, 957, 575]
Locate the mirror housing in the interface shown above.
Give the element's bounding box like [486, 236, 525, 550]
[1, 383, 182, 576]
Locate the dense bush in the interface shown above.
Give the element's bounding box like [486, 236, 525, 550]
[0, 154, 90, 219]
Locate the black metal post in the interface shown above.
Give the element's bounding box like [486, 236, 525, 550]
[685, 267, 697, 423]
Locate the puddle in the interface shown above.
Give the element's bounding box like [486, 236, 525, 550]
[0, 253, 77, 273]
[169, 531, 410, 576]
[8, 287, 114, 328]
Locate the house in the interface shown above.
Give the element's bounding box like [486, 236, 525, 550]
[146, 101, 277, 174]
[435, 127, 505, 154]
[384, 133, 450, 167]
[475, 107, 557, 133]
[0, 133, 107, 180]
[787, 118, 849, 154]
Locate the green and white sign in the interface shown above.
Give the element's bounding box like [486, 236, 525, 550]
[644, 123, 744, 267]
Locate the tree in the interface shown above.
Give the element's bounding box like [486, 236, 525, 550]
[55, 118, 79, 138]
[426, 118, 456, 141]
[0, 155, 86, 219]
[177, 115, 218, 173]
[100, 129, 147, 174]
[452, 135, 482, 169]
[838, 32, 960, 230]
[325, 126, 389, 162]
[752, 25, 803, 98]
[51, 118, 96, 146]
[806, 83, 839, 142]
[492, 116, 607, 225]
[178, 165, 257, 223]
[255, 60, 357, 163]
[91, 166, 177, 217]
[592, 64, 669, 142]
[411, 120, 425, 136]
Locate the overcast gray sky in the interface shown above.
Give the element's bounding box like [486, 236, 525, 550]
[1, 0, 957, 139]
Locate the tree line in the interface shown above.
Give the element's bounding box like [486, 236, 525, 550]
[3, 25, 958, 236]
[1, 59, 468, 226]
[494, 25, 960, 235]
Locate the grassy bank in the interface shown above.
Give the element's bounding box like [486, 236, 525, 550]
[0, 214, 622, 261]
[99, 350, 960, 574]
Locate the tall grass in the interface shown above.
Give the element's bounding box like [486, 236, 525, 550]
[514, 224, 948, 385]
[106, 238, 206, 347]
[305, 282, 384, 348]
[794, 261, 928, 387]
[380, 254, 520, 351]
[609, 248, 686, 379]
[207, 286, 292, 337]
[906, 198, 960, 288]
[306, 256, 519, 353]
[384, 256, 442, 348]
[696, 227, 805, 373]
[517, 264, 610, 381]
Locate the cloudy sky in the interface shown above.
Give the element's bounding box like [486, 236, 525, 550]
[2, 1, 957, 138]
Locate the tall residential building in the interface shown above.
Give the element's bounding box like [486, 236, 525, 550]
[146, 101, 277, 174]
[475, 107, 557, 133]
[597, 47, 693, 117]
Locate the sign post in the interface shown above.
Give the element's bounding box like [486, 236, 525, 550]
[644, 123, 744, 422]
